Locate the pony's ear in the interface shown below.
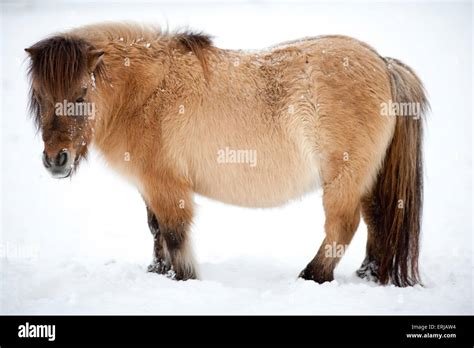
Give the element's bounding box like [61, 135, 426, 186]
[87, 49, 104, 72]
[24, 47, 39, 57]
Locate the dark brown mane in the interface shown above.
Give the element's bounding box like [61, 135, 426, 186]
[26, 36, 105, 128]
[175, 31, 213, 79]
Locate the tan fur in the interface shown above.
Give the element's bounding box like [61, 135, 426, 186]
[26, 23, 427, 284]
[71, 26, 394, 205]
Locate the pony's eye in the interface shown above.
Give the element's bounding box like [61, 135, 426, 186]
[76, 97, 85, 103]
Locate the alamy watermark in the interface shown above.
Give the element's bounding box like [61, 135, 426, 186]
[18, 322, 55, 341]
[217, 147, 257, 167]
[380, 100, 421, 119]
[0, 242, 39, 259]
[55, 100, 96, 119]
[325, 242, 348, 258]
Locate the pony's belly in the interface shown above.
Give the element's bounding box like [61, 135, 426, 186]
[192, 152, 320, 208]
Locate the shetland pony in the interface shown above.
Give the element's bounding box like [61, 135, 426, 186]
[25, 23, 428, 286]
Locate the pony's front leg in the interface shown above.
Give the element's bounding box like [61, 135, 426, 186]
[143, 177, 198, 281]
[145, 205, 171, 275]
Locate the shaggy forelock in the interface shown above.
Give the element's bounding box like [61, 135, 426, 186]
[26, 36, 98, 128]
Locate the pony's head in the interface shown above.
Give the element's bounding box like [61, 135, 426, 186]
[25, 36, 105, 178]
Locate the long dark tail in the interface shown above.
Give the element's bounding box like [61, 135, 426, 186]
[370, 57, 429, 286]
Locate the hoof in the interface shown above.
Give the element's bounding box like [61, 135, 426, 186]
[147, 259, 197, 281]
[356, 258, 379, 282]
[298, 265, 333, 284]
[147, 259, 176, 279]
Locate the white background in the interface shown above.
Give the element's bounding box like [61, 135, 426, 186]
[1, 0, 472, 314]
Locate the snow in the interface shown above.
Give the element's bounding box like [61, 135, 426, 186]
[1, 1, 472, 314]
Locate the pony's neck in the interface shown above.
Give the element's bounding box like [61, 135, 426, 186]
[71, 24, 216, 158]
[90, 40, 171, 151]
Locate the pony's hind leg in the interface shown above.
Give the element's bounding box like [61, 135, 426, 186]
[356, 195, 382, 282]
[143, 175, 198, 280]
[299, 172, 362, 283]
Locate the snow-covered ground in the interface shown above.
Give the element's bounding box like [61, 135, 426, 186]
[1, 0, 472, 314]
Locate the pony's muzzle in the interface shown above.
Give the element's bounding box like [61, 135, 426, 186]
[42, 149, 73, 179]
